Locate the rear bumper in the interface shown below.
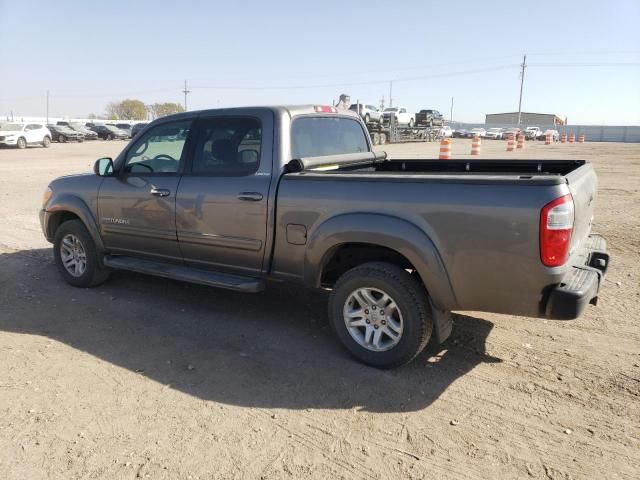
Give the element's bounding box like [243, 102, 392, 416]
[545, 234, 609, 320]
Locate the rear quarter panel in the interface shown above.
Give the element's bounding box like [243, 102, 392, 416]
[273, 174, 571, 317]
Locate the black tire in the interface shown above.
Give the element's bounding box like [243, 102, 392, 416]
[59, 135, 67, 143]
[108, 133, 114, 141]
[371, 132, 379, 145]
[17, 137, 26, 149]
[408, 119, 414, 128]
[364, 113, 370, 124]
[328, 262, 433, 368]
[379, 133, 387, 145]
[53, 219, 110, 288]
[42, 136, 51, 148]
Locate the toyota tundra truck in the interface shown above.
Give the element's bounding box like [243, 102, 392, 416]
[40, 105, 610, 368]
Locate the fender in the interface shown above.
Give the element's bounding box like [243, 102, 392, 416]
[44, 193, 105, 252]
[303, 213, 458, 311]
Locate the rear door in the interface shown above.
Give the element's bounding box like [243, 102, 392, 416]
[97, 118, 193, 261]
[175, 109, 274, 276]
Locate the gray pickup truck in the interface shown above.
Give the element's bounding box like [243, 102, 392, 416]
[40, 105, 609, 368]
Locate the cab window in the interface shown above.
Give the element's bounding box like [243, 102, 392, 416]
[123, 120, 191, 174]
[191, 117, 261, 176]
[291, 117, 368, 158]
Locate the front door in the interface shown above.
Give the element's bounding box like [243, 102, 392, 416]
[176, 111, 274, 276]
[97, 119, 193, 261]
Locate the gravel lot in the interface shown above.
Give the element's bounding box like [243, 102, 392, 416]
[0, 138, 638, 479]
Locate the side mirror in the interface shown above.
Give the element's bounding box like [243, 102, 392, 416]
[94, 157, 114, 176]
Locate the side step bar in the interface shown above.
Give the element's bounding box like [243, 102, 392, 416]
[103, 255, 265, 293]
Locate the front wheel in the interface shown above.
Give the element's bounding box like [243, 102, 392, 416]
[107, 133, 114, 140]
[42, 136, 51, 147]
[408, 119, 414, 127]
[53, 219, 110, 288]
[59, 135, 67, 143]
[329, 262, 433, 368]
[17, 137, 27, 149]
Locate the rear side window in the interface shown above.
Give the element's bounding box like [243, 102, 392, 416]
[291, 117, 368, 158]
[191, 117, 261, 176]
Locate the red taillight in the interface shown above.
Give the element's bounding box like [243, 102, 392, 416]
[540, 194, 574, 267]
[314, 105, 337, 113]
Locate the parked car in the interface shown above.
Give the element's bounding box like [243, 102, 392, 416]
[349, 104, 381, 123]
[61, 122, 99, 140]
[0, 122, 51, 148]
[415, 109, 444, 127]
[114, 123, 134, 138]
[453, 128, 469, 138]
[502, 127, 522, 139]
[485, 127, 505, 140]
[48, 124, 84, 143]
[380, 107, 415, 126]
[525, 126, 542, 140]
[538, 129, 560, 142]
[470, 128, 487, 138]
[438, 126, 453, 137]
[131, 122, 148, 138]
[40, 105, 609, 368]
[90, 124, 129, 140]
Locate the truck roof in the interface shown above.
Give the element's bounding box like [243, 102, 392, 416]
[160, 105, 361, 121]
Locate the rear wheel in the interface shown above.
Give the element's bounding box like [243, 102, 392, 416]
[408, 119, 414, 128]
[42, 136, 51, 147]
[329, 262, 433, 368]
[17, 137, 27, 149]
[371, 132, 380, 145]
[53, 219, 110, 288]
[364, 113, 370, 124]
[379, 133, 387, 145]
[107, 133, 114, 140]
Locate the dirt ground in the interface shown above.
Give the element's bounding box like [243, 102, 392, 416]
[0, 138, 638, 479]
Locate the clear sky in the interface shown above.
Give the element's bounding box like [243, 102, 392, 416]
[1, 0, 639, 124]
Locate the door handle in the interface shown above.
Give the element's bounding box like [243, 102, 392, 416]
[150, 187, 171, 197]
[237, 192, 263, 202]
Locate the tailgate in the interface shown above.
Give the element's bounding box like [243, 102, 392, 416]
[566, 163, 598, 257]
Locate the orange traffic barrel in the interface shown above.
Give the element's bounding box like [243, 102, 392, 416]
[470, 136, 481, 155]
[579, 133, 585, 143]
[561, 133, 567, 143]
[569, 132, 575, 143]
[516, 133, 525, 149]
[545, 133, 552, 145]
[506, 134, 516, 152]
[439, 138, 452, 160]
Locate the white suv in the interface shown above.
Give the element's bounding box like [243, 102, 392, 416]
[0, 122, 52, 149]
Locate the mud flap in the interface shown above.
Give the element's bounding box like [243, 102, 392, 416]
[430, 298, 453, 343]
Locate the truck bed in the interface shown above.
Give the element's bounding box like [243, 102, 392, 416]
[276, 157, 598, 318]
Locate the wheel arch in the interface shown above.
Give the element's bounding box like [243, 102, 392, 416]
[45, 194, 105, 253]
[304, 213, 457, 310]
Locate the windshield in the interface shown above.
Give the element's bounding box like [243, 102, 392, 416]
[383, 108, 398, 112]
[106, 125, 120, 132]
[489, 128, 502, 132]
[0, 123, 24, 131]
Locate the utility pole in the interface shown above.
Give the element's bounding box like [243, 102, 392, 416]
[517, 54, 527, 125]
[389, 80, 393, 108]
[182, 80, 191, 111]
[450, 96, 454, 122]
[46, 90, 49, 125]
